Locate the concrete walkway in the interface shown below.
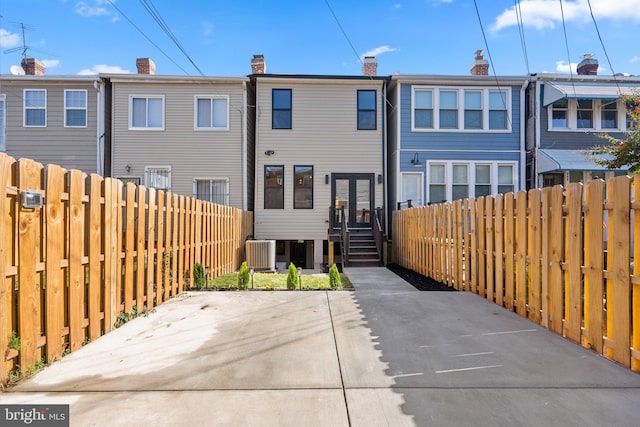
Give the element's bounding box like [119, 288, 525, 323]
[2, 267, 640, 426]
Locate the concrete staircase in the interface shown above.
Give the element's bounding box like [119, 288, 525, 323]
[347, 231, 382, 267]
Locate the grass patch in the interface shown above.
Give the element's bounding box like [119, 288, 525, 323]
[207, 271, 353, 290]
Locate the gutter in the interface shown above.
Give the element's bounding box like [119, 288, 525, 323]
[95, 79, 105, 176]
[520, 78, 528, 191]
[535, 77, 541, 188]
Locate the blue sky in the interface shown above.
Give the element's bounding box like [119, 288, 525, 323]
[0, 0, 639, 77]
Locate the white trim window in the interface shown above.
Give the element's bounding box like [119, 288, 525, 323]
[426, 161, 517, 203]
[130, 95, 164, 130]
[24, 89, 46, 127]
[412, 86, 511, 132]
[195, 96, 229, 130]
[548, 99, 627, 131]
[145, 166, 171, 191]
[64, 89, 87, 128]
[0, 95, 5, 151]
[194, 178, 230, 206]
[401, 172, 423, 206]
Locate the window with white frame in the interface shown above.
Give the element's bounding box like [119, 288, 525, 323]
[24, 89, 46, 127]
[427, 161, 517, 203]
[412, 86, 510, 131]
[130, 96, 164, 129]
[549, 99, 628, 131]
[195, 178, 229, 205]
[0, 95, 5, 151]
[64, 90, 87, 127]
[195, 96, 229, 130]
[145, 166, 171, 191]
[401, 172, 423, 206]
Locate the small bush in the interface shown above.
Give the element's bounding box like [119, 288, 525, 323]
[193, 263, 206, 289]
[329, 264, 342, 290]
[286, 263, 299, 290]
[238, 261, 250, 290]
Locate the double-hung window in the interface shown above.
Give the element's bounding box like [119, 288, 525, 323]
[293, 165, 313, 209]
[195, 178, 229, 205]
[412, 87, 511, 131]
[452, 164, 468, 200]
[401, 173, 423, 206]
[475, 164, 491, 197]
[439, 91, 458, 129]
[498, 165, 515, 194]
[414, 89, 433, 129]
[601, 100, 617, 129]
[24, 89, 46, 127]
[429, 164, 446, 204]
[489, 90, 508, 129]
[265, 165, 284, 209]
[65, 90, 87, 127]
[195, 96, 229, 130]
[576, 100, 593, 129]
[272, 89, 292, 129]
[131, 96, 164, 129]
[145, 166, 171, 191]
[551, 99, 568, 128]
[427, 162, 517, 203]
[464, 91, 482, 129]
[357, 90, 376, 130]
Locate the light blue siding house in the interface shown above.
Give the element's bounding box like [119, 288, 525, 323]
[387, 53, 527, 215]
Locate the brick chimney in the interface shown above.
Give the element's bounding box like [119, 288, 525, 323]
[470, 50, 489, 76]
[577, 54, 598, 76]
[251, 54, 266, 74]
[136, 58, 156, 75]
[21, 58, 45, 76]
[362, 56, 378, 76]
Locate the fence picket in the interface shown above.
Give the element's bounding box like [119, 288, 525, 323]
[548, 186, 564, 334]
[485, 196, 495, 301]
[0, 154, 13, 380]
[146, 189, 156, 309]
[564, 183, 583, 343]
[528, 189, 542, 324]
[583, 179, 604, 353]
[135, 185, 146, 312]
[504, 193, 515, 311]
[88, 174, 103, 340]
[494, 195, 504, 307]
[68, 169, 86, 353]
[633, 180, 640, 372]
[515, 191, 527, 316]
[477, 197, 486, 297]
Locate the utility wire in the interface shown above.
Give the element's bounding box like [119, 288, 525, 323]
[472, 0, 512, 128]
[586, 0, 621, 92]
[514, 0, 531, 75]
[105, 0, 190, 75]
[559, 0, 578, 97]
[324, 0, 364, 67]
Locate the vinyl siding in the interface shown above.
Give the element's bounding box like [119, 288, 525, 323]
[2, 80, 100, 173]
[110, 80, 246, 209]
[254, 78, 385, 241]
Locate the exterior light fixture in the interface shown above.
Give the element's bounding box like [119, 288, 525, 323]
[265, 150, 275, 156]
[125, 164, 132, 173]
[377, 174, 383, 184]
[325, 174, 329, 184]
[410, 152, 423, 168]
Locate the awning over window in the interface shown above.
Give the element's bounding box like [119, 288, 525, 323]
[542, 82, 640, 106]
[537, 149, 628, 173]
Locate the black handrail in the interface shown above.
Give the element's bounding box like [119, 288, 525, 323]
[397, 200, 413, 210]
[373, 207, 385, 263]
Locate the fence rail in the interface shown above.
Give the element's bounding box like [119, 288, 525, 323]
[392, 176, 640, 373]
[0, 154, 253, 384]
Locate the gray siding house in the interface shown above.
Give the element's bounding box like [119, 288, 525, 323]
[526, 55, 640, 188]
[249, 55, 386, 271]
[0, 58, 105, 174]
[105, 58, 251, 210]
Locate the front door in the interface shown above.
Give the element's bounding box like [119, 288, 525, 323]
[332, 174, 374, 229]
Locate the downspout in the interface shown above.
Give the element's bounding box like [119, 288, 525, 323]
[95, 79, 105, 176]
[534, 77, 541, 188]
[382, 79, 387, 232]
[242, 80, 248, 211]
[520, 78, 528, 191]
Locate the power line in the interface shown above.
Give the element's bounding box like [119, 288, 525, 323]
[514, 0, 531, 75]
[558, 0, 577, 97]
[324, 0, 363, 67]
[105, 0, 191, 75]
[586, 0, 621, 91]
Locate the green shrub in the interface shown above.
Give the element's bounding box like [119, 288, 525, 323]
[286, 263, 299, 290]
[329, 264, 342, 290]
[193, 263, 206, 289]
[238, 261, 250, 290]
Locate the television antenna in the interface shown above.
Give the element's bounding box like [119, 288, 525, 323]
[3, 22, 36, 59]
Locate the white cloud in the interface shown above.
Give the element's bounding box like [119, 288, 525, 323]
[0, 29, 21, 48]
[432, 0, 453, 4]
[556, 60, 577, 73]
[41, 59, 60, 69]
[77, 64, 131, 75]
[361, 45, 398, 59]
[631, 56, 640, 63]
[393, 4, 402, 9]
[491, 0, 640, 32]
[75, 0, 117, 21]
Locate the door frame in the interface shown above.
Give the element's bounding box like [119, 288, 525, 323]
[331, 173, 375, 229]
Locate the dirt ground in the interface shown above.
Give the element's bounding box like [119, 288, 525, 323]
[385, 264, 456, 291]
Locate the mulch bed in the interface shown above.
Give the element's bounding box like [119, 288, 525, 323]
[386, 264, 456, 292]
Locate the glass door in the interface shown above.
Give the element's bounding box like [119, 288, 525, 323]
[332, 174, 374, 229]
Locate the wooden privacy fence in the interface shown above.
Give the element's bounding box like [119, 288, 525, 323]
[0, 154, 253, 384]
[393, 175, 640, 373]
